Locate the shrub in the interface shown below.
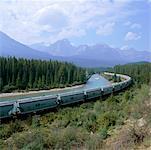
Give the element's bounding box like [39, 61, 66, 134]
[32, 115, 41, 128]
[94, 101, 102, 114]
[99, 127, 108, 139]
[2, 85, 17, 93]
[0, 120, 26, 140]
[85, 134, 103, 150]
[97, 111, 117, 129]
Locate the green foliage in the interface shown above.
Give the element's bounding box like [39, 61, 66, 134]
[112, 73, 117, 82]
[2, 85, 16, 93]
[32, 115, 41, 128]
[130, 84, 150, 119]
[113, 62, 151, 85]
[97, 111, 117, 129]
[0, 62, 150, 149]
[99, 127, 108, 139]
[0, 57, 86, 92]
[0, 120, 26, 140]
[0, 84, 150, 149]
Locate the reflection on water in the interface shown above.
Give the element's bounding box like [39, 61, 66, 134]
[0, 74, 111, 102]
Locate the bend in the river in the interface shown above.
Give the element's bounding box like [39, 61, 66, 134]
[0, 74, 111, 102]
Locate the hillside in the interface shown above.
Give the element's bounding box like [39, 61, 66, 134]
[0, 32, 53, 60]
[0, 63, 150, 149]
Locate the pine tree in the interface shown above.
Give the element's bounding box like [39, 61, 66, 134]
[0, 57, 87, 92]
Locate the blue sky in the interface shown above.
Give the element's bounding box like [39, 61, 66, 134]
[0, 0, 150, 51]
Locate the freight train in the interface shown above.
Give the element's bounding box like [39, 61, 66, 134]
[0, 72, 132, 119]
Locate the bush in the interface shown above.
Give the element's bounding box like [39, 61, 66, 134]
[85, 134, 103, 150]
[2, 85, 17, 93]
[94, 101, 102, 114]
[0, 120, 26, 140]
[97, 111, 117, 129]
[99, 127, 108, 139]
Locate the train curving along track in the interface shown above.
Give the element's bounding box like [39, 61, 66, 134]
[0, 72, 132, 119]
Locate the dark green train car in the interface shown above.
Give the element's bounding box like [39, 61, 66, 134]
[0, 102, 14, 118]
[121, 82, 127, 89]
[19, 96, 58, 114]
[61, 92, 84, 105]
[113, 83, 122, 92]
[102, 86, 113, 95]
[86, 88, 102, 100]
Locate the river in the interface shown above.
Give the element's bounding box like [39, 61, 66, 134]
[0, 74, 111, 102]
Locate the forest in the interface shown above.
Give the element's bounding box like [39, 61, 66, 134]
[113, 62, 151, 85]
[0, 62, 150, 149]
[0, 57, 86, 93]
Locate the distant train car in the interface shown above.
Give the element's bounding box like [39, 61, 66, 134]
[86, 88, 102, 100]
[19, 95, 58, 114]
[0, 102, 14, 118]
[102, 86, 113, 95]
[60, 91, 84, 105]
[113, 83, 122, 92]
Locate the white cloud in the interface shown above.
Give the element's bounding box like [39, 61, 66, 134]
[96, 22, 115, 36]
[125, 32, 141, 41]
[121, 45, 129, 50]
[124, 21, 141, 29]
[0, 0, 142, 44]
[130, 23, 141, 29]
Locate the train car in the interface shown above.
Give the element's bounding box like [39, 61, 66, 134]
[113, 83, 122, 92]
[0, 101, 14, 118]
[102, 85, 113, 95]
[18, 95, 58, 114]
[86, 88, 102, 100]
[127, 79, 132, 86]
[60, 91, 84, 105]
[122, 81, 128, 89]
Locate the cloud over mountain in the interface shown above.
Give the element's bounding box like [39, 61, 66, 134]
[125, 32, 141, 41]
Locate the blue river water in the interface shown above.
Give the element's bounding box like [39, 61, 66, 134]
[0, 74, 111, 102]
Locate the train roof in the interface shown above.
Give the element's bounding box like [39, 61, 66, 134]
[18, 94, 57, 103]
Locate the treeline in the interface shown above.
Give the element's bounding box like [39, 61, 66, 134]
[86, 67, 111, 74]
[113, 62, 151, 85]
[0, 57, 86, 92]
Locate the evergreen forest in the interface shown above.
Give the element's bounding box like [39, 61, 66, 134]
[113, 62, 151, 85]
[0, 57, 86, 92]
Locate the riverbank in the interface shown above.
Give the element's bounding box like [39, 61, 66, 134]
[0, 84, 84, 98]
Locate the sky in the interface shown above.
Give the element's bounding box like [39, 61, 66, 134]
[0, 0, 150, 51]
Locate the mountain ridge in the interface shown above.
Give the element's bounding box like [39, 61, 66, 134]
[0, 31, 150, 67]
[30, 38, 151, 66]
[0, 31, 53, 60]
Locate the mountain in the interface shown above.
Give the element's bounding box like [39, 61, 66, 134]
[31, 39, 77, 56]
[0, 31, 53, 60]
[0, 31, 150, 67]
[118, 48, 151, 62]
[0, 32, 96, 67]
[30, 40, 151, 67]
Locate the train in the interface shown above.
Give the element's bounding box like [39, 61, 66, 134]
[0, 72, 132, 119]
